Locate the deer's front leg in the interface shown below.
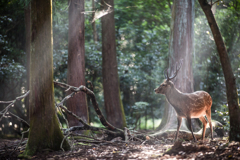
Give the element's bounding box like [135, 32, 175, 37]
[175, 116, 182, 141]
[187, 117, 197, 141]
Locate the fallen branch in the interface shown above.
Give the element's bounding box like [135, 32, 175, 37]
[54, 81, 151, 141]
[56, 93, 124, 138]
[69, 134, 116, 145]
[54, 81, 120, 132]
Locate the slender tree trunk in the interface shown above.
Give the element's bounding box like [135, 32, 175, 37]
[67, 0, 89, 128]
[198, 0, 240, 141]
[101, 0, 126, 129]
[92, 0, 98, 42]
[156, 0, 199, 132]
[22, 0, 70, 156]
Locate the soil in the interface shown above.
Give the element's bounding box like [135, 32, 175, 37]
[1, 137, 240, 160]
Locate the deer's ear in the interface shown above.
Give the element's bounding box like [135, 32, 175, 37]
[168, 82, 174, 87]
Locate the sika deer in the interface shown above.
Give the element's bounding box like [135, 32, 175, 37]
[154, 61, 213, 141]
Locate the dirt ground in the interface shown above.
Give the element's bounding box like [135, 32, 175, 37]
[1, 137, 240, 160]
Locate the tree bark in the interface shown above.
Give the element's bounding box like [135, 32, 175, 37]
[67, 0, 89, 128]
[24, 2, 30, 124]
[101, 0, 126, 129]
[22, 0, 70, 156]
[92, 0, 98, 42]
[198, 0, 240, 141]
[156, 0, 199, 133]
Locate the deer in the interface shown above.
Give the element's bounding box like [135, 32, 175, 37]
[154, 60, 213, 141]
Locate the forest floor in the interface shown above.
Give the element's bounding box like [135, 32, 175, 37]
[1, 136, 240, 160]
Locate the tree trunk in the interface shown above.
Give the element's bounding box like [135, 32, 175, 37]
[101, 0, 126, 129]
[22, 0, 70, 156]
[92, 0, 98, 42]
[67, 0, 89, 128]
[156, 0, 200, 133]
[198, 0, 240, 141]
[24, 2, 30, 125]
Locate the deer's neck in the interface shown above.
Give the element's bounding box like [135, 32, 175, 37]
[165, 86, 182, 106]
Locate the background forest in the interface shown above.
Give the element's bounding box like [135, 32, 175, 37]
[0, 0, 240, 137]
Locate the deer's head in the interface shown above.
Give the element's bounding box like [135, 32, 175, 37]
[154, 79, 173, 94]
[154, 60, 183, 94]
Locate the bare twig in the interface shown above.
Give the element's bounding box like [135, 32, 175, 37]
[211, 0, 220, 7]
[8, 112, 30, 127]
[0, 100, 15, 104]
[0, 91, 30, 122]
[56, 92, 89, 127]
[61, 132, 71, 152]
[10, 128, 29, 155]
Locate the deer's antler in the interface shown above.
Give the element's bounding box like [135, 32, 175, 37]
[165, 59, 183, 81]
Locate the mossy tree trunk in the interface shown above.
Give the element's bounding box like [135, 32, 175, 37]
[156, 0, 200, 133]
[23, 0, 70, 156]
[67, 0, 89, 128]
[198, 0, 240, 141]
[101, 0, 126, 129]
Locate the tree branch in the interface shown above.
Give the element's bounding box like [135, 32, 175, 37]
[54, 81, 121, 132]
[8, 112, 30, 127]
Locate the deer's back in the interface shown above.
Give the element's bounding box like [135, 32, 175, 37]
[169, 91, 212, 118]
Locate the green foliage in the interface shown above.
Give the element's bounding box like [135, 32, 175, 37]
[125, 101, 149, 128]
[0, 0, 26, 82]
[0, 0, 27, 138]
[215, 105, 230, 131]
[115, 0, 171, 124]
[0, 55, 26, 80]
[52, 0, 69, 83]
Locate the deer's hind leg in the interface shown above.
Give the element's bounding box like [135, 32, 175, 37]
[206, 109, 213, 140]
[187, 117, 197, 141]
[199, 116, 207, 140]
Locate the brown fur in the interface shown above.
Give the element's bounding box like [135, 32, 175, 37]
[155, 79, 213, 141]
